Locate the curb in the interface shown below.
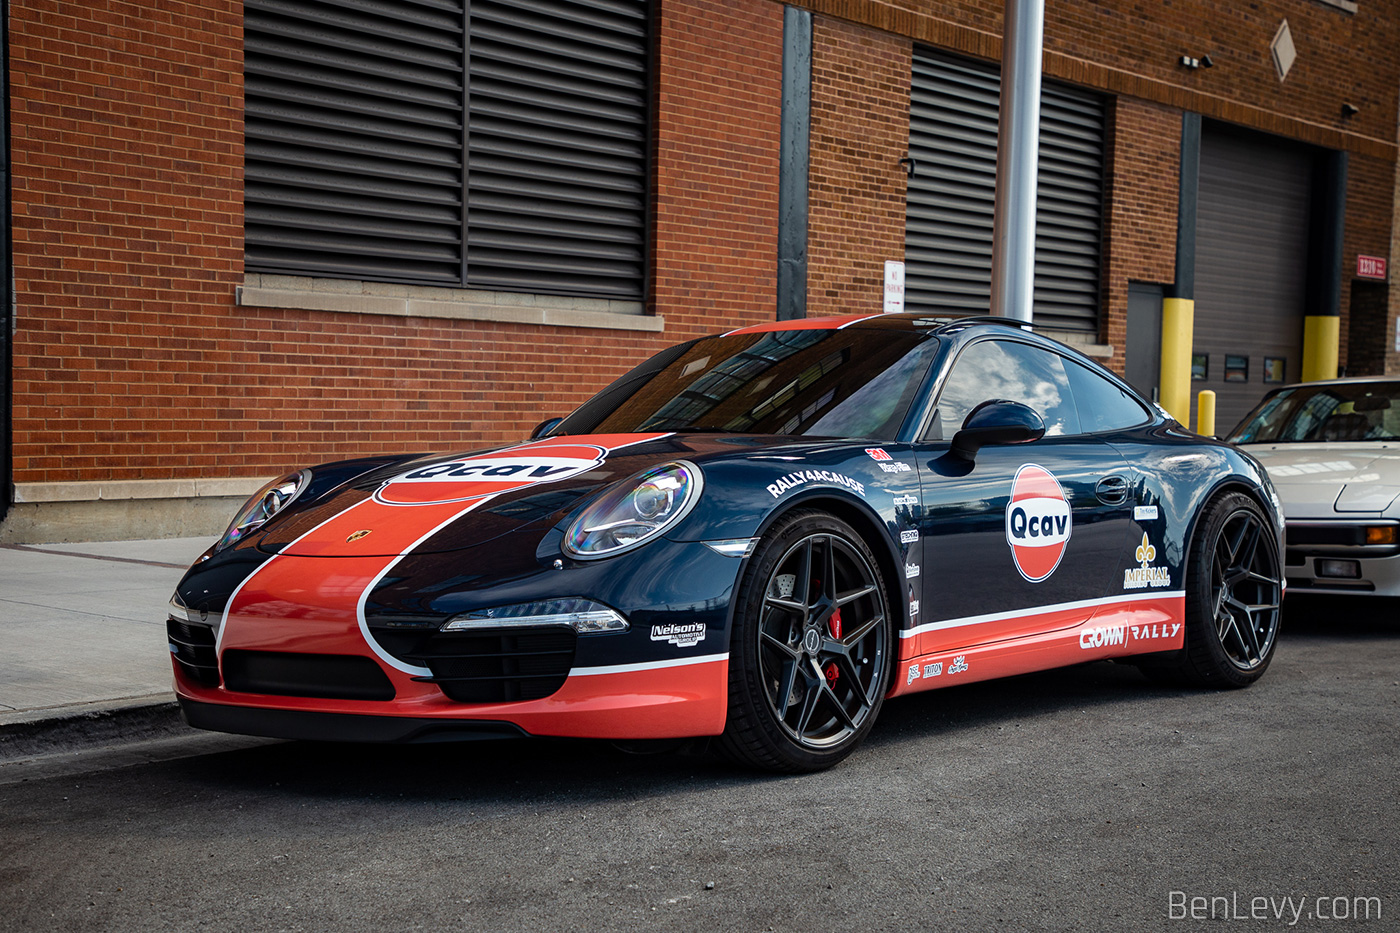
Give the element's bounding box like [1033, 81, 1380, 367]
[0, 696, 188, 763]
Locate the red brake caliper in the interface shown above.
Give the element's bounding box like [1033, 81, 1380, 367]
[825, 609, 842, 686]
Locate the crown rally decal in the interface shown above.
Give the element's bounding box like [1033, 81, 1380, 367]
[1005, 463, 1071, 583]
[374, 442, 608, 506]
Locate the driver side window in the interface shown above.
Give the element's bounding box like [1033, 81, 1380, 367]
[928, 339, 1080, 440]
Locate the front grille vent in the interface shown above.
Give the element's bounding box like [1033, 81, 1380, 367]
[405, 627, 577, 703]
[167, 618, 220, 686]
[223, 650, 396, 701]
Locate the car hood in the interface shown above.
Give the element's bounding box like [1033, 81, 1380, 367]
[253, 432, 801, 557]
[1238, 442, 1400, 516]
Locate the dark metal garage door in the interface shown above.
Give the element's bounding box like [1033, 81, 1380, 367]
[1194, 123, 1312, 432]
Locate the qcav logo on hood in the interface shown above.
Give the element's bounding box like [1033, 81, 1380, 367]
[375, 442, 608, 506]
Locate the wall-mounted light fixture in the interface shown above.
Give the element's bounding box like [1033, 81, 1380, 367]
[1180, 54, 1214, 69]
[1341, 102, 1360, 118]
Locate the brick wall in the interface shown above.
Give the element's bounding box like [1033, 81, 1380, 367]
[9, 0, 245, 483]
[7, 0, 783, 486]
[651, 0, 783, 331]
[1339, 152, 1398, 373]
[807, 0, 1399, 156]
[806, 16, 911, 318]
[1100, 98, 1182, 372]
[5, 0, 1396, 502]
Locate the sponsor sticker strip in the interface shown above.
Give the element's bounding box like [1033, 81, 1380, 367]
[906, 654, 969, 685]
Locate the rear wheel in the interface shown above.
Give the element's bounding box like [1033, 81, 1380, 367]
[1140, 491, 1281, 687]
[720, 510, 892, 772]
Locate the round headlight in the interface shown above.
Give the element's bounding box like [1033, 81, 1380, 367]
[563, 461, 703, 559]
[214, 470, 311, 553]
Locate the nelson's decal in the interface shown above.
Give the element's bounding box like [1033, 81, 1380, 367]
[375, 442, 607, 506]
[1005, 463, 1071, 583]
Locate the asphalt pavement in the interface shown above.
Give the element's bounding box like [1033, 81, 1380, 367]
[0, 537, 214, 759]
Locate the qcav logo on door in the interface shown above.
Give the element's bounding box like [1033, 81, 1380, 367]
[1005, 463, 1071, 583]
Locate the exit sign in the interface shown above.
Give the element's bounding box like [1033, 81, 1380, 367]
[1357, 254, 1388, 280]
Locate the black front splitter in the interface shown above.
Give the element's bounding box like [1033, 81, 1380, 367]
[178, 698, 530, 744]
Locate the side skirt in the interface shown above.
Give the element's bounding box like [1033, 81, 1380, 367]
[890, 593, 1184, 696]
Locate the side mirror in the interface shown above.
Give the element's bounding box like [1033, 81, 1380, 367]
[530, 417, 564, 440]
[950, 399, 1045, 461]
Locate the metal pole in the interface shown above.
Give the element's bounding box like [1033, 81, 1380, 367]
[989, 0, 1045, 322]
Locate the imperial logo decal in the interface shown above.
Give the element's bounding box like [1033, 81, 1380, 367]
[1123, 532, 1171, 589]
[1005, 463, 1072, 583]
[375, 442, 607, 506]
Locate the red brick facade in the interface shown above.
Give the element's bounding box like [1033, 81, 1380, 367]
[806, 16, 910, 318]
[652, 0, 783, 332]
[9, 0, 243, 481]
[3, 0, 1398, 536]
[1100, 99, 1183, 366]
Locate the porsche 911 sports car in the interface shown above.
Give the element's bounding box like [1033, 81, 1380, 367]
[169, 314, 1285, 772]
[1229, 377, 1400, 596]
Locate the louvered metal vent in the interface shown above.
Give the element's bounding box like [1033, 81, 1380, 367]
[245, 0, 647, 298]
[905, 50, 1105, 332]
[467, 0, 648, 297]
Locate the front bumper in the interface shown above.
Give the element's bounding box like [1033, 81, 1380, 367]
[1283, 519, 1400, 596]
[169, 538, 741, 741]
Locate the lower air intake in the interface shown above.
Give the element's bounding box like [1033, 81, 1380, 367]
[222, 650, 396, 701]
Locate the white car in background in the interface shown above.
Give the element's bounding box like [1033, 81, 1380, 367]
[1229, 377, 1400, 596]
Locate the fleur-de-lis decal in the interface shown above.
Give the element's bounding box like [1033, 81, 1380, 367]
[1135, 532, 1156, 565]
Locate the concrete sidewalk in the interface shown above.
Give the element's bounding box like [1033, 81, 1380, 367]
[0, 537, 214, 758]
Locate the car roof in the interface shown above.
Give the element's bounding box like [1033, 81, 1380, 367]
[722, 313, 1103, 367]
[1270, 375, 1400, 389]
[724, 312, 1035, 338]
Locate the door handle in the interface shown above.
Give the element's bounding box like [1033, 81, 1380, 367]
[1096, 475, 1129, 505]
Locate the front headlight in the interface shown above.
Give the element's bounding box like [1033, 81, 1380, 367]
[214, 470, 311, 553]
[563, 461, 703, 559]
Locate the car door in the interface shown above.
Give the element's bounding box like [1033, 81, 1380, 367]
[910, 337, 1136, 653]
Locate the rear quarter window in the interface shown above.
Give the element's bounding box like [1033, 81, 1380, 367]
[1065, 359, 1152, 433]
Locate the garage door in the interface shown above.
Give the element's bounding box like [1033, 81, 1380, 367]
[1194, 124, 1312, 432]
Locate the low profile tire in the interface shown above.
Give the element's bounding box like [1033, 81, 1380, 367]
[719, 510, 893, 772]
[1140, 491, 1282, 688]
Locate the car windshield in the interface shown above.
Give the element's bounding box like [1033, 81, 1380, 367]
[557, 328, 940, 440]
[1228, 381, 1400, 443]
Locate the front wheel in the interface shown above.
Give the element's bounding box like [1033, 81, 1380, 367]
[1140, 491, 1282, 688]
[720, 510, 892, 772]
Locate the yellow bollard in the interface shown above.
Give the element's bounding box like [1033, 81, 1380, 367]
[1159, 297, 1195, 425]
[1301, 315, 1340, 383]
[1197, 389, 1217, 437]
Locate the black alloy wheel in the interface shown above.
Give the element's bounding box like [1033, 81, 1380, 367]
[1142, 491, 1282, 687]
[1209, 502, 1282, 672]
[721, 510, 891, 772]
